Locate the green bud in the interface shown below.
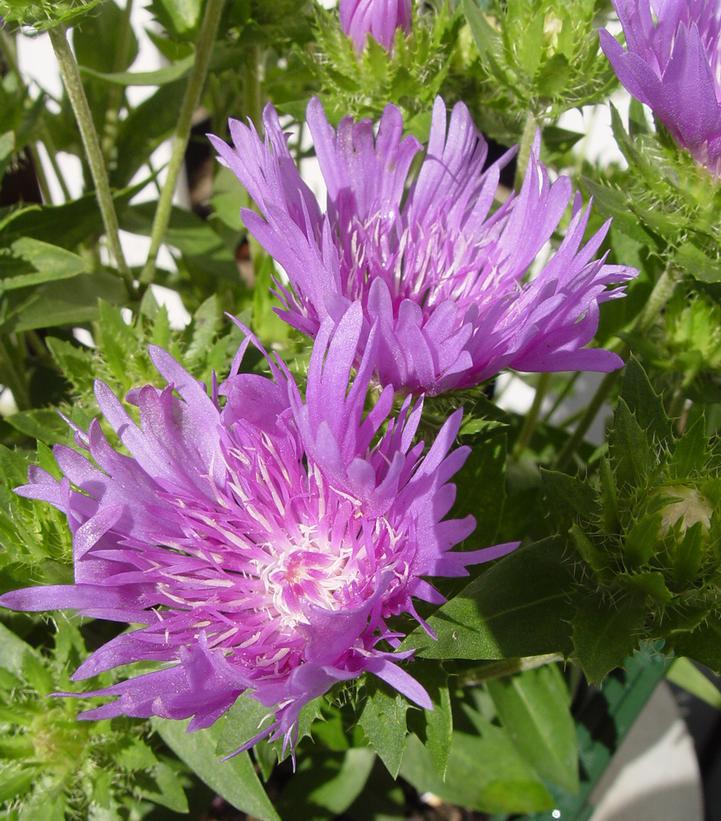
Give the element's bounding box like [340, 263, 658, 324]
[463, 0, 614, 129]
[309, 3, 460, 125]
[0, 0, 101, 31]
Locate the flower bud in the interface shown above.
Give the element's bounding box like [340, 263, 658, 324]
[339, 0, 412, 52]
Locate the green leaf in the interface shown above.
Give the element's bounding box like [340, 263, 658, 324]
[457, 427, 507, 540]
[2, 271, 126, 333]
[487, 665, 579, 794]
[359, 681, 408, 778]
[671, 622, 721, 674]
[79, 54, 194, 86]
[279, 749, 375, 817]
[142, 761, 189, 813]
[402, 539, 574, 660]
[0, 238, 88, 293]
[541, 468, 600, 528]
[675, 241, 721, 283]
[120, 202, 238, 282]
[620, 357, 672, 443]
[572, 594, 647, 682]
[667, 657, 721, 710]
[4, 409, 71, 445]
[152, 717, 280, 821]
[463, 0, 501, 60]
[406, 660, 453, 780]
[0, 623, 38, 678]
[609, 399, 656, 489]
[74, 0, 138, 73]
[400, 707, 554, 814]
[150, 0, 203, 39]
[0, 130, 15, 178]
[622, 514, 662, 567]
[111, 83, 186, 187]
[213, 694, 273, 758]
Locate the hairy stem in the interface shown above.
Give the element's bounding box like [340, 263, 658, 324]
[48, 25, 132, 288]
[514, 111, 538, 191]
[139, 0, 225, 286]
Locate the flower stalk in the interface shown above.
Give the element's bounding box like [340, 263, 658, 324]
[139, 0, 225, 286]
[48, 24, 132, 288]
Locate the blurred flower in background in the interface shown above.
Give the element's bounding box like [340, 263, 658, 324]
[339, 0, 412, 52]
[600, 0, 721, 175]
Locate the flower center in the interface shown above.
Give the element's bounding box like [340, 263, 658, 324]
[258, 529, 358, 629]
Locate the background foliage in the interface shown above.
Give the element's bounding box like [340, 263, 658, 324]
[0, 0, 720, 818]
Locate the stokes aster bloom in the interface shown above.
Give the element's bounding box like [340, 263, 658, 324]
[339, 0, 412, 52]
[209, 97, 635, 396]
[600, 0, 721, 174]
[0, 305, 516, 751]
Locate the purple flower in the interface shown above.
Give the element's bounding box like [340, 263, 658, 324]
[339, 0, 412, 52]
[209, 98, 635, 396]
[600, 0, 721, 174]
[0, 304, 516, 752]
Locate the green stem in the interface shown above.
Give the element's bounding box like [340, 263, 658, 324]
[542, 370, 580, 424]
[458, 653, 563, 687]
[513, 372, 550, 458]
[514, 111, 538, 192]
[244, 43, 263, 126]
[139, 0, 226, 286]
[555, 267, 680, 470]
[48, 25, 132, 289]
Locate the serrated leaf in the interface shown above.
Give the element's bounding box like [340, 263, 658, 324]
[400, 707, 553, 814]
[152, 717, 279, 821]
[671, 622, 721, 673]
[487, 664, 579, 794]
[619, 570, 673, 604]
[144, 761, 189, 813]
[572, 594, 647, 682]
[541, 468, 600, 528]
[402, 539, 574, 660]
[406, 660, 453, 779]
[622, 514, 662, 567]
[359, 681, 408, 778]
[620, 357, 672, 443]
[609, 399, 657, 489]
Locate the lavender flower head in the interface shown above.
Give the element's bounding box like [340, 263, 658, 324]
[209, 98, 635, 396]
[600, 0, 721, 174]
[0, 305, 516, 751]
[340, 0, 412, 52]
